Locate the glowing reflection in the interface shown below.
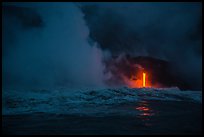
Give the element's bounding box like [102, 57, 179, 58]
[135, 100, 155, 127]
[136, 106, 149, 111]
[141, 113, 151, 116]
[136, 100, 154, 116]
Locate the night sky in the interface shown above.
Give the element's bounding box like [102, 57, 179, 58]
[2, 2, 202, 90]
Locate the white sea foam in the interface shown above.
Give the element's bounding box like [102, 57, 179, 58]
[2, 87, 202, 116]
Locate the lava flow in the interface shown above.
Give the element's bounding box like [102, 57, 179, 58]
[143, 72, 146, 87]
[125, 71, 151, 88]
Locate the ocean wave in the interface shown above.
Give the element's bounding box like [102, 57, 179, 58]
[2, 87, 202, 115]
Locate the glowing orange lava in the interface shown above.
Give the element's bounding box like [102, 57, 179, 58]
[143, 72, 146, 87]
[124, 70, 152, 88]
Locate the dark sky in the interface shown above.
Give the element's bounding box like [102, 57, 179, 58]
[2, 2, 202, 90]
[80, 2, 202, 57]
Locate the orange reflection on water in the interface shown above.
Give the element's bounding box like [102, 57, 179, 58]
[136, 100, 154, 127]
[136, 100, 155, 117]
[140, 113, 152, 116]
[136, 106, 150, 111]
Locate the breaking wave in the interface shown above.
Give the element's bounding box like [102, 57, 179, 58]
[3, 87, 202, 116]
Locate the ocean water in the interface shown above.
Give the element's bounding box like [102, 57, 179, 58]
[2, 87, 202, 135]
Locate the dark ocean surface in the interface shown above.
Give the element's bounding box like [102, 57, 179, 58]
[3, 99, 202, 135]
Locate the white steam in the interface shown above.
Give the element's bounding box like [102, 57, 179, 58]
[2, 2, 106, 89]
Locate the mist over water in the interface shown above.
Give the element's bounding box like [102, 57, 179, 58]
[2, 2, 107, 89]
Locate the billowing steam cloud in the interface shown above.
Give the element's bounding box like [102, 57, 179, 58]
[79, 2, 202, 90]
[2, 2, 106, 89]
[2, 2, 202, 90]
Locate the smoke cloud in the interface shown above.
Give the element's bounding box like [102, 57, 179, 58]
[79, 2, 202, 90]
[2, 2, 107, 89]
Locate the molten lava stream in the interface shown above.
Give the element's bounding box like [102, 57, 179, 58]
[127, 71, 150, 88]
[143, 72, 146, 87]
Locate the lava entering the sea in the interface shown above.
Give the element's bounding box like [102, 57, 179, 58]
[125, 70, 151, 88]
[104, 55, 192, 90]
[143, 72, 146, 87]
